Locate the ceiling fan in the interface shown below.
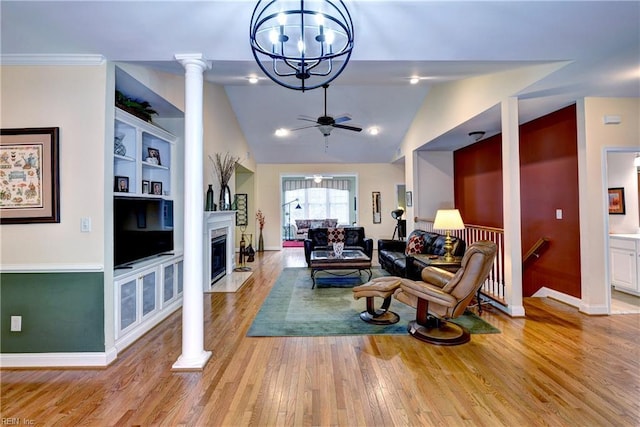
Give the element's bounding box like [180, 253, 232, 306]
[291, 84, 362, 147]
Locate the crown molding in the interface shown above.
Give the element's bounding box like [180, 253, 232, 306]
[1, 54, 106, 66]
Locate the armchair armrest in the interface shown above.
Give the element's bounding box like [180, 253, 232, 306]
[304, 238, 314, 266]
[362, 238, 374, 259]
[399, 278, 457, 308]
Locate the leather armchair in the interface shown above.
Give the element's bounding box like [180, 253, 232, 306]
[394, 240, 497, 345]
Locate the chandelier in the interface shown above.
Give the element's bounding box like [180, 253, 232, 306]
[249, 0, 355, 91]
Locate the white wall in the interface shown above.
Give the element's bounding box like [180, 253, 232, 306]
[415, 151, 455, 220]
[256, 163, 405, 249]
[0, 65, 107, 269]
[607, 152, 640, 234]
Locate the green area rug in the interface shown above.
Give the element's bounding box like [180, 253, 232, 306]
[247, 267, 500, 337]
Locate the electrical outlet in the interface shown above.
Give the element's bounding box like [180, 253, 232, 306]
[556, 209, 563, 220]
[10, 316, 22, 332]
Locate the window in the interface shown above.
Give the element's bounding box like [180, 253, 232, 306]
[286, 187, 350, 224]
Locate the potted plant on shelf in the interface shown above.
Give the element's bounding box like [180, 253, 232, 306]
[115, 90, 158, 123]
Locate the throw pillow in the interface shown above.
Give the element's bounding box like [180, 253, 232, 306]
[327, 227, 345, 243]
[405, 233, 425, 255]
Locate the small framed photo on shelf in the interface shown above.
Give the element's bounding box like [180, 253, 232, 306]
[608, 187, 625, 215]
[142, 180, 150, 194]
[115, 176, 129, 193]
[151, 181, 163, 195]
[147, 147, 161, 165]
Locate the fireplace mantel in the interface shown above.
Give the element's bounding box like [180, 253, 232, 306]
[204, 211, 236, 291]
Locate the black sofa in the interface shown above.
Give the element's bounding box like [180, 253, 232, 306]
[304, 227, 374, 267]
[378, 229, 465, 279]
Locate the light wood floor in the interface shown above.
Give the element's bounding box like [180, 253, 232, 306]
[2, 249, 639, 426]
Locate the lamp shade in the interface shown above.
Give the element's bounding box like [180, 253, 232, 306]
[433, 209, 465, 231]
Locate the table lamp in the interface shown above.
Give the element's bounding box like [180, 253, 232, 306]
[433, 209, 465, 261]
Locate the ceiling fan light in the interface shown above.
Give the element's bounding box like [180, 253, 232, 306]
[410, 76, 420, 84]
[275, 128, 289, 137]
[368, 126, 379, 135]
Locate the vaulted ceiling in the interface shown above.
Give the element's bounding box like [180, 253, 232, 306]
[2, 1, 638, 163]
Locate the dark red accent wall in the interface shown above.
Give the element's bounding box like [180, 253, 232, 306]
[454, 105, 581, 298]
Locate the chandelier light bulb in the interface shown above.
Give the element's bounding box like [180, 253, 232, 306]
[325, 29, 335, 45]
[277, 12, 287, 26]
[297, 39, 305, 54]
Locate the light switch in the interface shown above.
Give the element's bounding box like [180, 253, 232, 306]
[556, 209, 563, 220]
[81, 217, 92, 232]
[11, 316, 22, 332]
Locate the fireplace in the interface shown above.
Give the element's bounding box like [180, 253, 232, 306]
[210, 231, 227, 284]
[204, 211, 236, 292]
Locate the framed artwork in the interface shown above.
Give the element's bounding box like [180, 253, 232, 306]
[0, 127, 60, 224]
[372, 191, 381, 224]
[151, 181, 163, 195]
[608, 187, 625, 215]
[147, 147, 161, 165]
[115, 176, 129, 193]
[406, 191, 413, 207]
[235, 193, 248, 226]
[142, 180, 150, 194]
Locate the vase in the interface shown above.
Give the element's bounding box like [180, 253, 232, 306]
[205, 185, 214, 211]
[219, 184, 231, 210]
[258, 231, 264, 252]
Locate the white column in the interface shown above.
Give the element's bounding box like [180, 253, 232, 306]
[172, 53, 212, 370]
[501, 97, 525, 317]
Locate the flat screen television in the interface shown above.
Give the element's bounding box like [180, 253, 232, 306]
[114, 197, 173, 268]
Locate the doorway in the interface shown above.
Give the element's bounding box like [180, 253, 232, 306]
[605, 149, 640, 314]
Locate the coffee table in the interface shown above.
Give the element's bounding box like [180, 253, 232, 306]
[309, 249, 372, 289]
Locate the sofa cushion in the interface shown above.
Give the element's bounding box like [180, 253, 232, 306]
[327, 227, 345, 243]
[406, 233, 425, 254]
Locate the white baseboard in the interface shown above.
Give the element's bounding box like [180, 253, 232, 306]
[0, 347, 117, 368]
[533, 286, 608, 314]
[533, 286, 582, 308]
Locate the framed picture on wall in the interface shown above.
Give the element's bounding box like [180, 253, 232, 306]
[0, 127, 60, 224]
[406, 191, 413, 207]
[608, 187, 625, 215]
[372, 191, 381, 224]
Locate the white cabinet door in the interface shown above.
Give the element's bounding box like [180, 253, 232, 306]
[611, 247, 638, 291]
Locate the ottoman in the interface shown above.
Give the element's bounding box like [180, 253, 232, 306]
[352, 276, 402, 325]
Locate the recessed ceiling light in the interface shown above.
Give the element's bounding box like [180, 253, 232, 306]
[248, 76, 259, 84]
[275, 128, 289, 137]
[368, 126, 380, 135]
[409, 76, 420, 85]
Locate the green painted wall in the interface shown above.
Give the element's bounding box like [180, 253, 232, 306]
[0, 272, 104, 353]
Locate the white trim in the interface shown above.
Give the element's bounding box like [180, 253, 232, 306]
[0, 264, 104, 273]
[533, 286, 591, 311]
[578, 302, 609, 315]
[0, 348, 117, 368]
[1, 54, 106, 66]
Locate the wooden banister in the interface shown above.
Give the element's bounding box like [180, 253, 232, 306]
[522, 237, 550, 267]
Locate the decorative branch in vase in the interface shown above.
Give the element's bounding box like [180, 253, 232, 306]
[209, 152, 239, 210]
[256, 210, 265, 252]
